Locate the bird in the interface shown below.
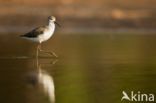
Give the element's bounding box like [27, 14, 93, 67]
[20, 16, 60, 58]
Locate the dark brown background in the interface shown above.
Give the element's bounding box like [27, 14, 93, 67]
[0, 0, 155, 32]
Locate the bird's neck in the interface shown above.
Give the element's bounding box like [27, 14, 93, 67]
[48, 21, 55, 28]
[47, 21, 55, 34]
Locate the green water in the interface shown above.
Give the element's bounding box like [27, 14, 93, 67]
[0, 33, 156, 103]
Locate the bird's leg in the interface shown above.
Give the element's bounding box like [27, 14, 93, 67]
[36, 44, 40, 69]
[38, 45, 58, 58]
[37, 44, 41, 56]
[36, 44, 40, 58]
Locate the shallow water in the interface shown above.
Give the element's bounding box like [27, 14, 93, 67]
[0, 33, 156, 103]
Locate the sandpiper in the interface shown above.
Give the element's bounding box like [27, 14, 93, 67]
[20, 16, 60, 58]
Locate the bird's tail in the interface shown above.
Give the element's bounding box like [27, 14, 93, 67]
[20, 35, 25, 37]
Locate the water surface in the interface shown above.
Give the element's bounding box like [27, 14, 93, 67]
[0, 33, 156, 103]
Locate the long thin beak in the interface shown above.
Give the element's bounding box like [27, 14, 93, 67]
[54, 21, 61, 27]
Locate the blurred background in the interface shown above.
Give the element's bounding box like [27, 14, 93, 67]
[0, 0, 156, 33]
[0, 1, 156, 103]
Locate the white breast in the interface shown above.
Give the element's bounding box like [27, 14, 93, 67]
[39, 23, 55, 43]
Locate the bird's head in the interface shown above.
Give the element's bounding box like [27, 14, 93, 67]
[48, 16, 61, 27]
[48, 16, 56, 22]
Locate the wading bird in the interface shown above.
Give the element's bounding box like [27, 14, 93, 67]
[20, 16, 60, 58]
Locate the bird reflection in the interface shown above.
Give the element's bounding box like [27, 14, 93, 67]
[38, 65, 55, 103]
[26, 59, 57, 103]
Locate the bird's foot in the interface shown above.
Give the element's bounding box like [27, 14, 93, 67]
[49, 51, 58, 58]
[38, 48, 58, 58]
